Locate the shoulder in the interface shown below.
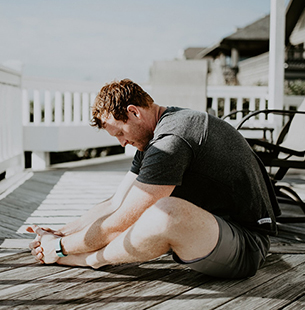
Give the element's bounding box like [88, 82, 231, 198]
[157, 107, 208, 132]
[154, 107, 209, 148]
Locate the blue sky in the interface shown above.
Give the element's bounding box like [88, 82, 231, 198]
[0, 0, 276, 83]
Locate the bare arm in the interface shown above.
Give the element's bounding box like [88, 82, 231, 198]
[57, 171, 138, 236]
[28, 171, 138, 263]
[60, 179, 174, 255]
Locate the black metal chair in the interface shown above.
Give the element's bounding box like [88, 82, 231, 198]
[222, 101, 305, 223]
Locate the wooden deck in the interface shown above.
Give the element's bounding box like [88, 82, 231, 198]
[1, 155, 305, 309]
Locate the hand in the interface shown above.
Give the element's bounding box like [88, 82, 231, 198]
[27, 225, 63, 264]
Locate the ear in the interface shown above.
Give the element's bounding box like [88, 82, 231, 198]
[127, 105, 140, 118]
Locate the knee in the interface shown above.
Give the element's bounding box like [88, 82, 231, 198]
[139, 197, 183, 232]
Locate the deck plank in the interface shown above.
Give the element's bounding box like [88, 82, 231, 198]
[0, 157, 305, 309]
[148, 254, 305, 310]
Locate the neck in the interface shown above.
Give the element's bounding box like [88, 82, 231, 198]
[137, 103, 166, 133]
[157, 105, 167, 120]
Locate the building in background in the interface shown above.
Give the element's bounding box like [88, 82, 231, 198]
[183, 0, 305, 94]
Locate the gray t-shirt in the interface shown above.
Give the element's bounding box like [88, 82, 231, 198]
[131, 107, 280, 235]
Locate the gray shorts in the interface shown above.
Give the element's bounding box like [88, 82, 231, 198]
[172, 215, 270, 279]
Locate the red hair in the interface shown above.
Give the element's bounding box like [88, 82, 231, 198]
[91, 79, 154, 129]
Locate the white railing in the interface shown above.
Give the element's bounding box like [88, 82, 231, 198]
[22, 76, 120, 169]
[22, 76, 104, 126]
[1, 69, 303, 175]
[207, 85, 269, 121]
[207, 85, 272, 138]
[0, 65, 23, 178]
[208, 86, 304, 140]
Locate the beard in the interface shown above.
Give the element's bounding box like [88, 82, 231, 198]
[133, 126, 154, 152]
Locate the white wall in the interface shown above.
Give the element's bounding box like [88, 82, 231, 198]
[237, 53, 269, 86]
[0, 65, 23, 177]
[150, 60, 208, 112]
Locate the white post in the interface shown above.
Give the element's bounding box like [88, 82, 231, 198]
[269, 0, 285, 111]
[82, 92, 89, 124]
[44, 90, 52, 125]
[22, 89, 30, 125]
[64, 91, 72, 124]
[73, 92, 81, 124]
[33, 90, 41, 124]
[54, 91, 62, 124]
[31, 151, 50, 170]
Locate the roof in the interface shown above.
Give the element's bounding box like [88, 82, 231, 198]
[184, 47, 207, 60]
[189, 0, 305, 60]
[196, 15, 270, 58]
[225, 15, 270, 41]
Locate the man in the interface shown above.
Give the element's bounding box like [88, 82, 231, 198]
[28, 79, 280, 279]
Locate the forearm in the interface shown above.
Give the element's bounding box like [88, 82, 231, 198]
[59, 214, 121, 255]
[59, 180, 173, 255]
[57, 197, 116, 236]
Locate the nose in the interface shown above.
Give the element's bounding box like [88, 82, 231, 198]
[117, 136, 128, 147]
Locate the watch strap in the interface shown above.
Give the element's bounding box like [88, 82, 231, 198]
[55, 237, 67, 257]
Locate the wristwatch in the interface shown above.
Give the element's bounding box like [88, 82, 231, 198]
[55, 237, 67, 257]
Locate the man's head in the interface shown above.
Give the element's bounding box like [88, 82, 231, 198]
[91, 79, 156, 151]
[91, 79, 154, 129]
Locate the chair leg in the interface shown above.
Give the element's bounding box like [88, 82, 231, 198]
[275, 185, 305, 223]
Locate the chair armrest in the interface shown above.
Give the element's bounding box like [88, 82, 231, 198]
[247, 138, 305, 157]
[236, 109, 305, 130]
[221, 110, 252, 121]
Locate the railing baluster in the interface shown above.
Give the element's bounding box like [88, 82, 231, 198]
[90, 92, 96, 120]
[73, 92, 81, 124]
[249, 97, 255, 111]
[224, 96, 230, 116]
[33, 90, 41, 124]
[82, 92, 89, 124]
[22, 89, 30, 125]
[64, 91, 72, 124]
[236, 97, 243, 121]
[0, 84, 4, 162]
[54, 91, 62, 124]
[44, 90, 52, 125]
[211, 97, 218, 117]
[259, 97, 266, 122]
[1, 85, 8, 160]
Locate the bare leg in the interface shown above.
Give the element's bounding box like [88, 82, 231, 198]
[58, 197, 219, 269]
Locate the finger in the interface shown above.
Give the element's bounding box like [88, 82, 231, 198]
[35, 256, 45, 264]
[29, 240, 41, 250]
[34, 234, 41, 242]
[40, 227, 55, 233]
[53, 231, 65, 237]
[41, 227, 64, 237]
[31, 247, 42, 256]
[36, 252, 44, 260]
[26, 224, 40, 234]
[26, 226, 35, 233]
[30, 225, 46, 236]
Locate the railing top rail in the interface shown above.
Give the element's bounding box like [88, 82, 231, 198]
[22, 76, 104, 93]
[0, 65, 22, 87]
[207, 85, 269, 97]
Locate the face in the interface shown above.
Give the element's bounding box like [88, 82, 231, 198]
[102, 109, 153, 152]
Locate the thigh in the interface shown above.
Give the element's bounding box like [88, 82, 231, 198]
[156, 197, 220, 262]
[172, 215, 270, 279]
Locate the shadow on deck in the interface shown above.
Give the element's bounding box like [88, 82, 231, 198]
[0, 154, 305, 309]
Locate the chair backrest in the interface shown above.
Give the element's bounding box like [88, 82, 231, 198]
[281, 98, 305, 153]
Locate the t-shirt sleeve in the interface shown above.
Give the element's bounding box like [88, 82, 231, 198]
[130, 150, 144, 175]
[135, 134, 193, 185]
